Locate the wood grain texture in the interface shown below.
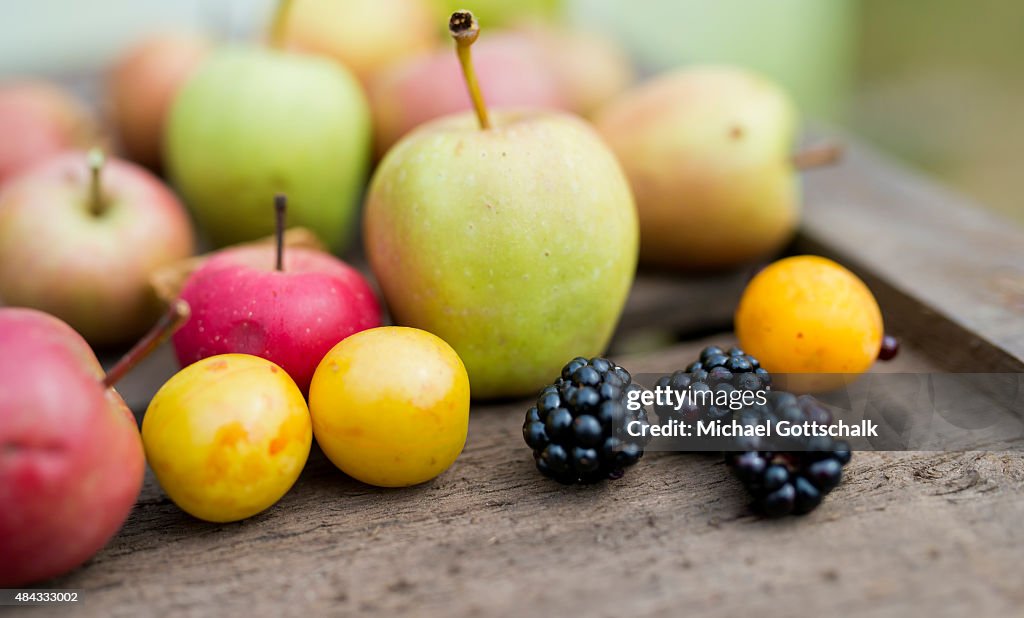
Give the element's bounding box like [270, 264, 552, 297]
[801, 141, 1024, 372]
[14, 138, 1024, 617]
[17, 341, 1024, 618]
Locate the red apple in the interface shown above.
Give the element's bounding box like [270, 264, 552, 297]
[173, 240, 381, 394]
[368, 31, 569, 157]
[108, 31, 213, 170]
[0, 150, 195, 347]
[0, 81, 97, 184]
[0, 309, 146, 586]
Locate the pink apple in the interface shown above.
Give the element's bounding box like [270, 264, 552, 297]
[173, 245, 381, 393]
[0, 308, 145, 586]
[108, 31, 213, 170]
[0, 151, 195, 346]
[0, 81, 98, 184]
[368, 31, 569, 157]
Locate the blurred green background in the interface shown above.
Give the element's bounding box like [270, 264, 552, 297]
[0, 0, 1020, 222]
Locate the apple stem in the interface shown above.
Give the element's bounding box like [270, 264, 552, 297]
[88, 147, 106, 216]
[792, 142, 843, 170]
[269, 0, 295, 49]
[449, 11, 491, 130]
[275, 193, 287, 272]
[101, 300, 191, 389]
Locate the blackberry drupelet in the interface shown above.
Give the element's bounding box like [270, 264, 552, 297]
[523, 356, 649, 484]
[724, 391, 852, 517]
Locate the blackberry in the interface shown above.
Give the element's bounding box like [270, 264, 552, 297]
[653, 344, 770, 433]
[723, 391, 852, 517]
[523, 356, 649, 484]
[655, 345, 850, 517]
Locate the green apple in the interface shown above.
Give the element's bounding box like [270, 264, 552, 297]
[364, 12, 637, 398]
[165, 45, 370, 251]
[595, 66, 803, 271]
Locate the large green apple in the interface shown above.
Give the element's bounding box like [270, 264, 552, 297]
[166, 46, 370, 251]
[364, 109, 638, 398]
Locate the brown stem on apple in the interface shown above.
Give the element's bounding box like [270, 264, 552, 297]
[449, 11, 491, 130]
[274, 193, 287, 272]
[792, 142, 843, 170]
[269, 0, 295, 49]
[101, 300, 191, 389]
[87, 147, 107, 216]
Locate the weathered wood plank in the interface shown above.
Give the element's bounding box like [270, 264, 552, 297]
[16, 339, 1024, 613]
[801, 141, 1024, 372]
[17, 128, 1024, 618]
[18, 340, 1024, 618]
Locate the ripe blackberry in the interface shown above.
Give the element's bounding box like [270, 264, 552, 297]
[653, 344, 850, 517]
[653, 344, 770, 431]
[724, 391, 852, 517]
[523, 356, 649, 484]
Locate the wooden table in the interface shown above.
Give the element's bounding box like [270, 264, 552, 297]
[16, 140, 1024, 617]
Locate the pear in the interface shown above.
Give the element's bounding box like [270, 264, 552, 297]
[595, 66, 837, 270]
[364, 11, 637, 399]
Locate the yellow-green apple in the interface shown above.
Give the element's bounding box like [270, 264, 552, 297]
[0, 302, 188, 586]
[0, 81, 98, 184]
[108, 31, 213, 170]
[0, 150, 195, 346]
[368, 30, 568, 157]
[173, 196, 380, 394]
[166, 42, 370, 251]
[364, 12, 637, 398]
[282, 0, 438, 82]
[594, 66, 806, 270]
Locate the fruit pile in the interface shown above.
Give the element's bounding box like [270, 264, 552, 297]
[0, 1, 896, 587]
